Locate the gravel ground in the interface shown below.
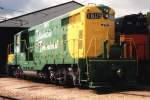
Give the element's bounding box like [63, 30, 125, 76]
[0, 77, 150, 100]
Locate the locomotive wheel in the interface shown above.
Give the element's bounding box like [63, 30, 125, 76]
[48, 67, 56, 83]
[55, 68, 65, 85]
[61, 68, 67, 85]
[66, 70, 76, 86]
[56, 68, 67, 85]
[66, 75, 74, 86]
[13, 67, 23, 78]
[6, 65, 13, 76]
[80, 81, 89, 89]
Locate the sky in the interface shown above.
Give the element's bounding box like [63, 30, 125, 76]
[0, 0, 150, 20]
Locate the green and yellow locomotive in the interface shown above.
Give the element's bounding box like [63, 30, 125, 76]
[7, 4, 137, 88]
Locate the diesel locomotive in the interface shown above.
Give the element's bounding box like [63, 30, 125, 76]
[116, 13, 150, 83]
[7, 4, 137, 88]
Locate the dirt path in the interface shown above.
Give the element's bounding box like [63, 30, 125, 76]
[0, 78, 150, 100]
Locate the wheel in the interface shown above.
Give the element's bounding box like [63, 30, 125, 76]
[66, 70, 76, 87]
[61, 68, 67, 85]
[48, 67, 56, 83]
[65, 66, 80, 87]
[65, 75, 74, 87]
[6, 65, 12, 76]
[57, 68, 67, 85]
[79, 81, 89, 89]
[13, 66, 23, 78]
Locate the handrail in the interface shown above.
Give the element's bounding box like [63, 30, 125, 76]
[8, 37, 97, 79]
[20, 38, 82, 63]
[85, 36, 96, 57]
[85, 36, 97, 80]
[120, 37, 139, 75]
[8, 43, 14, 54]
[120, 37, 138, 59]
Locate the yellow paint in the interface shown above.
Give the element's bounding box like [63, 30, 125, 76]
[67, 4, 115, 58]
[67, 7, 85, 58]
[8, 54, 15, 64]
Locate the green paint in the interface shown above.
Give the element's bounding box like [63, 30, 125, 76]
[8, 5, 137, 88]
[12, 13, 77, 71]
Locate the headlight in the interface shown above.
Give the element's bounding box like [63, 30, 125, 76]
[116, 68, 123, 78]
[68, 67, 72, 71]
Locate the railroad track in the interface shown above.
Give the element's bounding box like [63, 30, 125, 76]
[0, 95, 19, 100]
[0, 77, 150, 100]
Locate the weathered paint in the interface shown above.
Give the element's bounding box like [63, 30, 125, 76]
[10, 5, 115, 71]
[67, 4, 115, 58]
[7, 4, 137, 87]
[120, 34, 149, 61]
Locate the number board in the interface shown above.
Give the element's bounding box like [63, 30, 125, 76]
[87, 13, 102, 19]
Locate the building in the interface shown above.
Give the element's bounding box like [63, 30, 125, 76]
[0, 1, 83, 73]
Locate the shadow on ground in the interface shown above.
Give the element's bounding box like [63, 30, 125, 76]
[94, 85, 150, 97]
[2, 74, 150, 97]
